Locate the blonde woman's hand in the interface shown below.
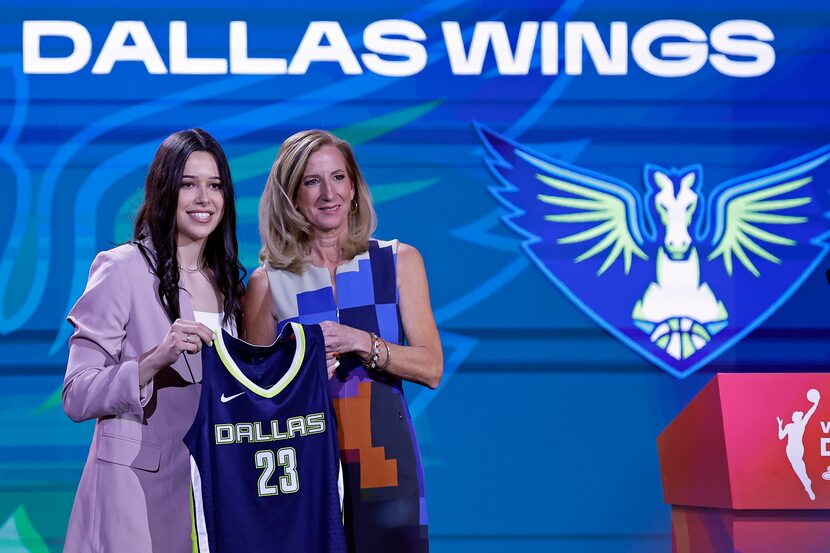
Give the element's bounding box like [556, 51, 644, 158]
[319, 320, 372, 359]
[326, 352, 340, 379]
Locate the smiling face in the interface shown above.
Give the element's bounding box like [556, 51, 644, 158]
[295, 144, 355, 236]
[176, 150, 225, 246]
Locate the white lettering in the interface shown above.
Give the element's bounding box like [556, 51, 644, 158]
[215, 424, 234, 444]
[236, 423, 254, 443]
[20, 19, 777, 78]
[541, 22, 559, 75]
[565, 22, 628, 75]
[23, 20, 91, 74]
[229, 21, 286, 74]
[286, 416, 308, 438]
[361, 19, 427, 77]
[709, 20, 775, 78]
[631, 20, 708, 78]
[821, 421, 830, 434]
[288, 21, 362, 75]
[306, 412, 326, 434]
[822, 437, 830, 457]
[442, 21, 538, 76]
[169, 21, 227, 74]
[91, 21, 166, 74]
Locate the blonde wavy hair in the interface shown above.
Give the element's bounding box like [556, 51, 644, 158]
[259, 129, 377, 272]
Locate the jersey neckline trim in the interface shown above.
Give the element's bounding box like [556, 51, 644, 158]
[214, 322, 306, 398]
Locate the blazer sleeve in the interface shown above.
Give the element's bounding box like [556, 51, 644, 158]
[63, 249, 151, 422]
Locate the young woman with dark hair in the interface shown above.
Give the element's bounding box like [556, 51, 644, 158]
[62, 128, 244, 552]
[133, 128, 244, 328]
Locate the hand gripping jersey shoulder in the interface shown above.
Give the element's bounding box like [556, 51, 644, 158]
[184, 322, 346, 552]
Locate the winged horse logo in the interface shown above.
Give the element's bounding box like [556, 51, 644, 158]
[477, 124, 830, 377]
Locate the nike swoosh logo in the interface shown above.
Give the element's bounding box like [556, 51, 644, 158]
[220, 392, 245, 403]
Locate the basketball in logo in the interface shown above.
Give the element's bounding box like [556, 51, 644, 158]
[648, 317, 710, 360]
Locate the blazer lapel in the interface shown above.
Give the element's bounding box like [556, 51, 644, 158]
[135, 239, 203, 384]
[172, 284, 203, 383]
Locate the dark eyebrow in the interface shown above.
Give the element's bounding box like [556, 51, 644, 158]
[181, 174, 221, 180]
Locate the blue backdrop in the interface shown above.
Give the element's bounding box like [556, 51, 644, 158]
[1, 0, 829, 551]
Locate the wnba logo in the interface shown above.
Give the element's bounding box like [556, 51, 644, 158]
[777, 389, 822, 500]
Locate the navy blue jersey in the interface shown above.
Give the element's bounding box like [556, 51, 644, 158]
[184, 323, 345, 552]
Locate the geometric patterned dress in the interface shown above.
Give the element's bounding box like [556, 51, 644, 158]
[266, 239, 429, 553]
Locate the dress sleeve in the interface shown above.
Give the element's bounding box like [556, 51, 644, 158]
[62, 249, 150, 422]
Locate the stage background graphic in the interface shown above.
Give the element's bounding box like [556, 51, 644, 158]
[1, 0, 829, 551]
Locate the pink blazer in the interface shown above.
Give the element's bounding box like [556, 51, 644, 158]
[63, 243, 203, 553]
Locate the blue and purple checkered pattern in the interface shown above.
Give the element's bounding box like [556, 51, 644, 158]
[266, 239, 429, 553]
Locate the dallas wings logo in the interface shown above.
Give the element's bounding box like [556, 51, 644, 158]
[477, 125, 830, 377]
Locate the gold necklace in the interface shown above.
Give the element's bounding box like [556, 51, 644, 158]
[178, 259, 205, 274]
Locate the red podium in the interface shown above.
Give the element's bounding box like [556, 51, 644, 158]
[658, 373, 830, 553]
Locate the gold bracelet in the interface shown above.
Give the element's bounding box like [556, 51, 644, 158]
[377, 337, 392, 372]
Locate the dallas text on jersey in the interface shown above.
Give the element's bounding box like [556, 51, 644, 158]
[214, 412, 327, 444]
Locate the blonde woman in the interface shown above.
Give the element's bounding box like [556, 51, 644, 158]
[245, 130, 442, 552]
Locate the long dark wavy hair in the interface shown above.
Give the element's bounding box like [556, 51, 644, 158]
[133, 128, 244, 328]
